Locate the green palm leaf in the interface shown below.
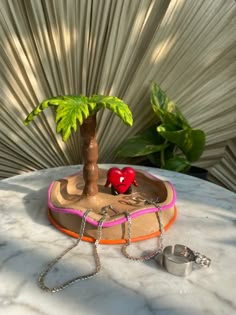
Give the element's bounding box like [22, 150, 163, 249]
[24, 95, 133, 141]
[88, 95, 133, 126]
[23, 96, 63, 125]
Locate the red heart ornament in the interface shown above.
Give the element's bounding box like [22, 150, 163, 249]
[105, 167, 138, 194]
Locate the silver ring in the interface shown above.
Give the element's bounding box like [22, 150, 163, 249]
[162, 244, 196, 276]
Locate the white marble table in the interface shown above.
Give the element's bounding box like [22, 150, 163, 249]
[0, 164, 236, 315]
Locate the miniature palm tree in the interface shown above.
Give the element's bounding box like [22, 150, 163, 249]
[24, 95, 133, 198]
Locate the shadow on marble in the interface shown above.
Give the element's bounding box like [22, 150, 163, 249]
[0, 181, 49, 227]
[23, 186, 50, 226]
[0, 233, 212, 315]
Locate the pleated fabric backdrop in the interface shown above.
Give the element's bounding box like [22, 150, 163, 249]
[0, 0, 235, 191]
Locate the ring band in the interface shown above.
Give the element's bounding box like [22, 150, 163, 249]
[162, 244, 211, 276]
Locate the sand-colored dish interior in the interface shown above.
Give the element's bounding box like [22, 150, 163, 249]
[49, 168, 177, 243]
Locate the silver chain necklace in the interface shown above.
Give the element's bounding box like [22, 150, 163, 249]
[121, 204, 164, 261]
[38, 209, 106, 293]
[38, 199, 211, 292]
[38, 201, 164, 292]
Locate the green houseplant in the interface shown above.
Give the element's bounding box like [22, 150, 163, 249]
[117, 83, 206, 173]
[24, 95, 133, 198]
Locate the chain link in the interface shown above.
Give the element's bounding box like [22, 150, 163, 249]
[193, 251, 211, 267]
[121, 202, 164, 261]
[38, 209, 106, 293]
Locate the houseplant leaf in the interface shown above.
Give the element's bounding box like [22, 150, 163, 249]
[115, 82, 206, 173]
[147, 142, 176, 167]
[116, 125, 167, 157]
[175, 108, 190, 129]
[184, 129, 206, 162]
[164, 156, 191, 172]
[157, 125, 205, 162]
[116, 135, 167, 157]
[150, 82, 175, 113]
[151, 83, 190, 129]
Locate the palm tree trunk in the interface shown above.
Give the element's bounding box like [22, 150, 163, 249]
[80, 114, 99, 197]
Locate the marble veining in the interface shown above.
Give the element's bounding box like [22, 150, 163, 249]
[0, 164, 236, 315]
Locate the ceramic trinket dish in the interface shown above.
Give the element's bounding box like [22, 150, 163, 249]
[47, 167, 177, 244]
[24, 95, 177, 244]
